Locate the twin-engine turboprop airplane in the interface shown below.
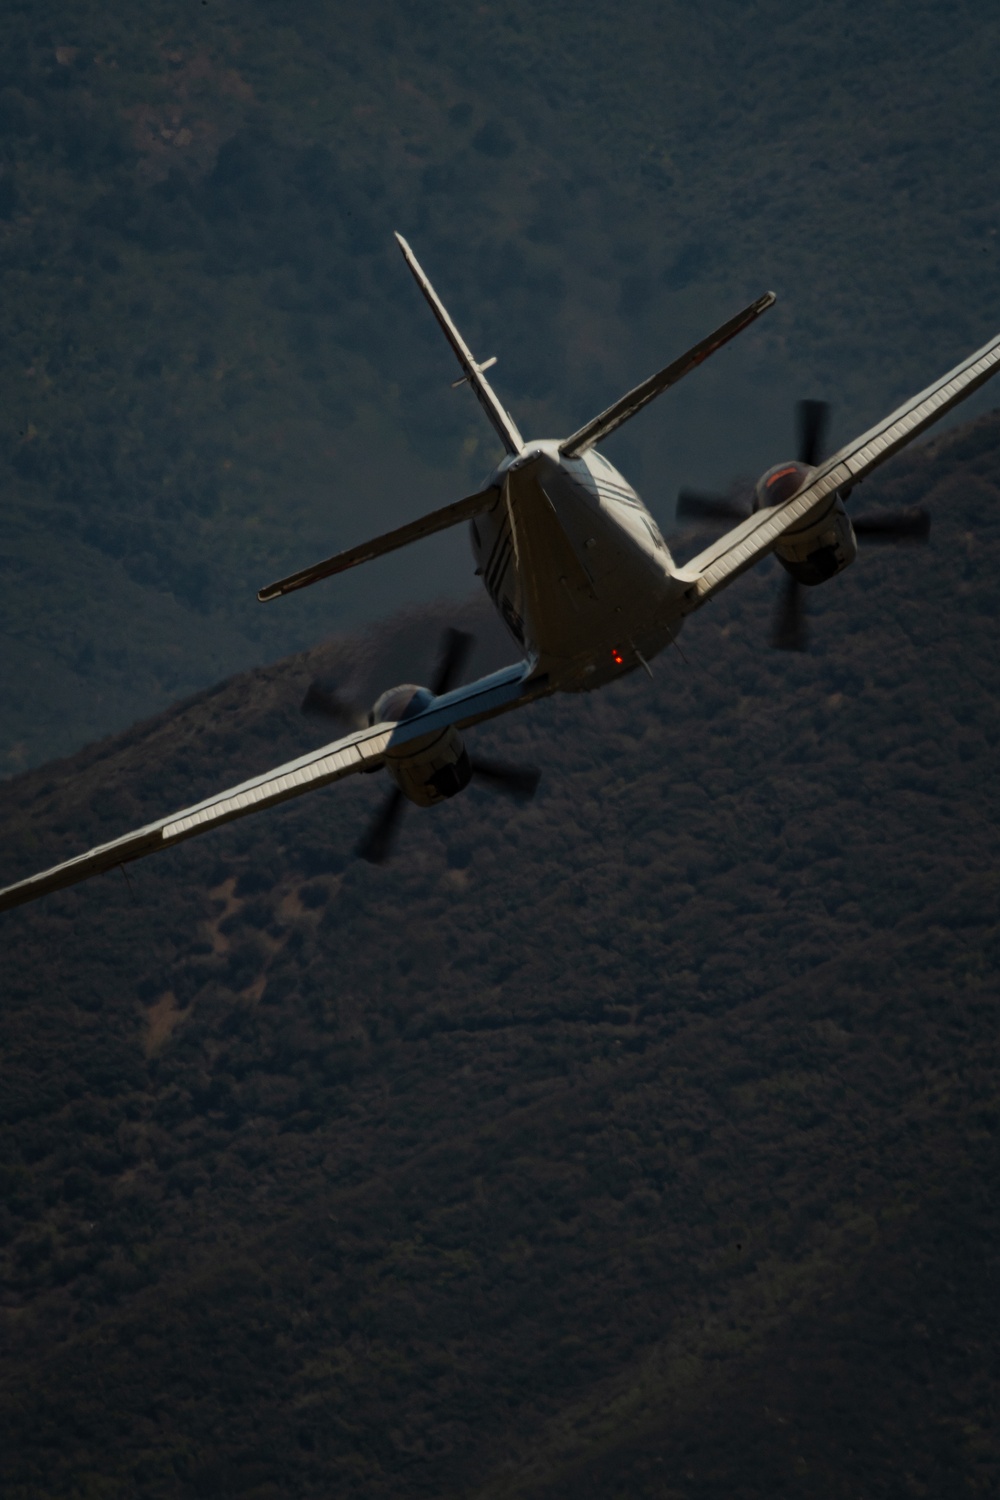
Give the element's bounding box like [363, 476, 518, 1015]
[3, 233, 1000, 911]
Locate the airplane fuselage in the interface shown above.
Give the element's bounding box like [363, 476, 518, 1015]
[473, 442, 686, 690]
[5, 227, 1000, 906]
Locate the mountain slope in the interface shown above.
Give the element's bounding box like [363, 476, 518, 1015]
[0, 413, 998, 1497]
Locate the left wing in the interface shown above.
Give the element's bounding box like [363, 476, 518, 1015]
[677, 322, 1000, 608]
[0, 662, 545, 913]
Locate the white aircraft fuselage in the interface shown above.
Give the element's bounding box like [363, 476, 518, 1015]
[5, 232, 1000, 907]
[474, 441, 684, 691]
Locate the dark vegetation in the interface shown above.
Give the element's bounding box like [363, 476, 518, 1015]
[3, 0, 1000, 769]
[1, 412, 999, 1496]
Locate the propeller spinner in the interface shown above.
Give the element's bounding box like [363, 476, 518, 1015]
[677, 399, 930, 651]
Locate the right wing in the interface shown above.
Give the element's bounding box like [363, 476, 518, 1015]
[0, 661, 546, 913]
[258, 486, 501, 601]
[677, 322, 1000, 608]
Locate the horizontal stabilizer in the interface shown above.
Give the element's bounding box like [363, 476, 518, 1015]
[258, 486, 500, 602]
[560, 290, 776, 457]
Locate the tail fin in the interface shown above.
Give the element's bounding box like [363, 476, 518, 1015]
[395, 233, 524, 455]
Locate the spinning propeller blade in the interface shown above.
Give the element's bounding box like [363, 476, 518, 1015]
[678, 398, 930, 652]
[356, 786, 407, 865]
[337, 627, 540, 864]
[771, 574, 808, 652]
[431, 628, 474, 697]
[302, 626, 475, 731]
[796, 399, 830, 467]
[355, 625, 474, 865]
[769, 500, 928, 652]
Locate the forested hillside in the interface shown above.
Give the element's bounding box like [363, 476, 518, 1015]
[1, 411, 998, 1497]
[4, 0, 1000, 769]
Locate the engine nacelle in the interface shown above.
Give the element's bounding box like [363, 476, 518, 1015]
[369, 684, 472, 808]
[753, 461, 857, 586]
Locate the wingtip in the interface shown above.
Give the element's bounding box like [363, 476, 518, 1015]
[394, 230, 411, 256]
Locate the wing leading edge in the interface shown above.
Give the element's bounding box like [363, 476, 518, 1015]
[0, 662, 544, 913]
[678, 323, 1000, 607]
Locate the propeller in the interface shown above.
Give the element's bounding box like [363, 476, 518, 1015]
[759, 399, 813, 651]
[768, 506, 929, 650]
[355, 627, 474, 864]
[303, 627, 541, 863]
[301, 628, 476, 728]
[430, 627, 474, 697]
[354, 756, 541, 865]
[765, 400, 829, 652]
[678, 398, 932, 651]
[355, 786, 406, 865]
[796, 398, 829, 468]
[770, 573, 808, 652]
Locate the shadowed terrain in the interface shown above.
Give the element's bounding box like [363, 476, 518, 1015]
[0, 411, 998, 1496]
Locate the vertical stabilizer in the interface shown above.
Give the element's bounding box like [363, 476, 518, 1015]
[395, 233, 524, 455]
